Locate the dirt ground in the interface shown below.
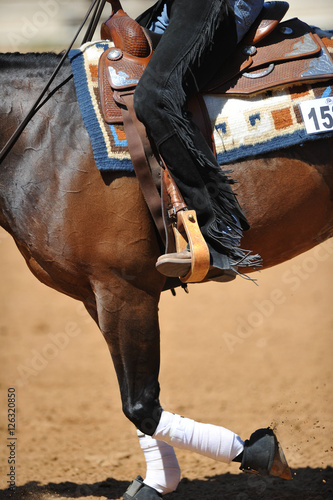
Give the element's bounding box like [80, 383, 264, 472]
[0, 225, 332, 500]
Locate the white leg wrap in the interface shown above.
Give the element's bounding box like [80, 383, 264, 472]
[153, 411, 244, 464]
[137, 430, 181, 495]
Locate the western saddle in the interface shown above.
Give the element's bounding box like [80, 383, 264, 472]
[98, 0, 333, 283]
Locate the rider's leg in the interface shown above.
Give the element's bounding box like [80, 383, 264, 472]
[134, 0, 261, 277]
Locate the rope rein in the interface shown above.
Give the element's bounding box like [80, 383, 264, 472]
[0, 0, 108, 164]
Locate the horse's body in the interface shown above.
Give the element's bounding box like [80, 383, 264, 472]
[1, 51, 333, 490]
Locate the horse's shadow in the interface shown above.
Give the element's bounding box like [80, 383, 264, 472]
[1, 467, 332, 500]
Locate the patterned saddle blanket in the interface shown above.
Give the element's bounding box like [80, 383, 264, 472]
[68, 35, 333, 172]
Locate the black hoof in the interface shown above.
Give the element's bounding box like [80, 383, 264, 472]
[240, 427, 292, 480]
[123, 476, 162, 499]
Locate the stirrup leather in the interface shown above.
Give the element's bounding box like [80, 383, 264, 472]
[162, 166, 210, 284]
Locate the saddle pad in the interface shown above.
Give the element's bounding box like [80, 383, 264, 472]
[205, 28, 333, 165]
[69, 39, 333, 172]
[69, 41, 133, 172]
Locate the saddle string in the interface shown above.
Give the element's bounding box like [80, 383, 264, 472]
[0, 0, 107, 165]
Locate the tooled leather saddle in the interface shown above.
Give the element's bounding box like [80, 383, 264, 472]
[98, 0, 333, 283]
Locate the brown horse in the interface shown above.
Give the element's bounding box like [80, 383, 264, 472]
[0, 45, 333, 495]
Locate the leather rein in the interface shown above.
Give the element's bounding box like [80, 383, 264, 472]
[0, 0, 108, 164]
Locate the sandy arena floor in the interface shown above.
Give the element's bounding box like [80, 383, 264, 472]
[0, 228, 332, 500]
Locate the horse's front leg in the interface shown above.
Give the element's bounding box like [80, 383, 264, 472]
[92, 276, 181, 496]
[95, 280, 162, 431]
[93, 274, 291, 498]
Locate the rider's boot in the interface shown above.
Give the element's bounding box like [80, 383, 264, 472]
[156, 247, 237, 282]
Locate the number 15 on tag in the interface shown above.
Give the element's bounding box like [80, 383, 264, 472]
[300, 97, 333, 135]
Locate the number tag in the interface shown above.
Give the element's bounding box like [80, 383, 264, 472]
[299, 97, 333, 135]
